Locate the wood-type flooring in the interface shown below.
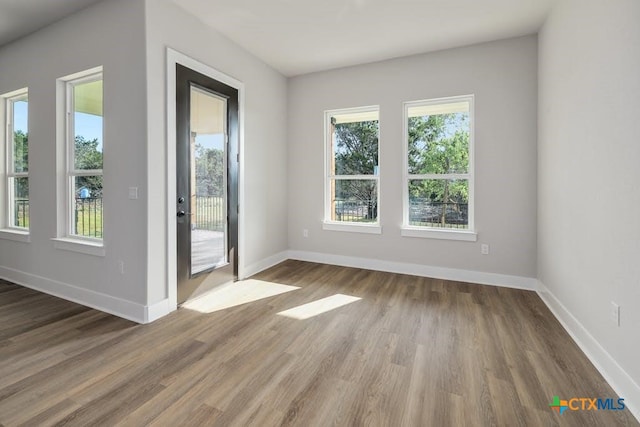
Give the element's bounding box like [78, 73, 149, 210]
[0, 260, 637, 426]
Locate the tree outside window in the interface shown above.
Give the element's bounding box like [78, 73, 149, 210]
[325, 107, 379, 224]
[405, 96, 473, 230]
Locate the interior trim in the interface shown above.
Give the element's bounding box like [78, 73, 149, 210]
[537, 281, 640, 422]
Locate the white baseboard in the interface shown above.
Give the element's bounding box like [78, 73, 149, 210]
[0, 265, 168, 324]
[145, 298, 172, 323]
[242, 250, 289, 279]
[287, 250, 537, 290]
[537, 280, 640, 422]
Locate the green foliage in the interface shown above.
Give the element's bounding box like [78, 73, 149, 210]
[75, 135, 103, 169]
[195, 145, 224, 197]
[193, 145, 227, 230]
[13, 130, 28, 173]
[408, 113, 469, 204]
[74, 136, 103, 197]
[12, 131, 29, 200]
[334, 121, 379, 175]
[332, 121, 379, 220]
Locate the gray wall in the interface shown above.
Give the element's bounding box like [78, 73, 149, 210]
[287, 36, 538, 279]
[0, 0, 290, 320]
[0, 0, 149, 307]
[538, 0, 640, 389]
[144, 0, 289, 304]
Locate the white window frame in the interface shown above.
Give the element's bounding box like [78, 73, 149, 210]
[0, 88, 30, 242]
[52, 67, 105, 255]
[323, 105, 381, 234]
[401, 95, 477, 242]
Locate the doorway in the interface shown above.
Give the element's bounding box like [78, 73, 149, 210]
[176, 64, 239, 304]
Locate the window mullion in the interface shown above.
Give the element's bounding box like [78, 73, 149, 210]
[71, 169, 103, 177]
[7, 172, 28, 178]
[333, 175, 379, 180]
[408, 173, 469, 180]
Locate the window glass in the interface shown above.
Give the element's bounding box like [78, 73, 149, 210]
[405, 97, 473, 230]
[5, 91, 29, 229]
[326, 107, 379, 224]
[67, 72, 103, 239]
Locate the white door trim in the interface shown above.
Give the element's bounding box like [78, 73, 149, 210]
[166, 48, 245, 311]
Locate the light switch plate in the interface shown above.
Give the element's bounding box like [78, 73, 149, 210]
[128, 187, 138, 200]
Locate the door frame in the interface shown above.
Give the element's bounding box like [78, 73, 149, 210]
[166, 48, 245, 310]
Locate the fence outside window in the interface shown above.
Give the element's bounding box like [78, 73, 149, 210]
[17, 197, 467, 234]
[193, 196, 225, 231]
[74, 197, 103, 238]
[13, 199, 29, 228]
[18, 196, 225, 238]
[409, 199, 468, 229]
[333, 199, 378, 223]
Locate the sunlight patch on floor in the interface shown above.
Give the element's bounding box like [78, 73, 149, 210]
[277, 294, 362, 320]
[182, 279, 300, 314]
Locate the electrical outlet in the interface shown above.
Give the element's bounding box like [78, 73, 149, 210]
[481, 244, 489, 255]
[119, 261, 125, 275]
[610, 302, 620, 326]
[303, 229, 309, 238]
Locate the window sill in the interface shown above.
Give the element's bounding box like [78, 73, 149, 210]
[323, 221, 382, 235]
[401, 227, 477, 242]
[52, 237, 105, 256]
[0, 229, 30, 243]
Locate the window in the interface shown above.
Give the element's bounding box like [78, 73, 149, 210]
[403, 95, 476, 240]
[324, 106, 380, 233]
[2, 89, 29, 232]
[63, 69, 104, 241]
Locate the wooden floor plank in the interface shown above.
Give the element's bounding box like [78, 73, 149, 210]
[0, 260, 637, 426]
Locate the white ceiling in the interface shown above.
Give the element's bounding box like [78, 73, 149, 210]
[0, 0, 557, 77]
[172, 0, 557, 76]
[0, 0, 103, 47]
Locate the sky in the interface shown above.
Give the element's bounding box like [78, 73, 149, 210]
[13, 101, 104, 152]
[13, 100, 27, 133]
[75, 112, 103, 152]
[196, 133, 224, 151]
[14, 99, 223, 155]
